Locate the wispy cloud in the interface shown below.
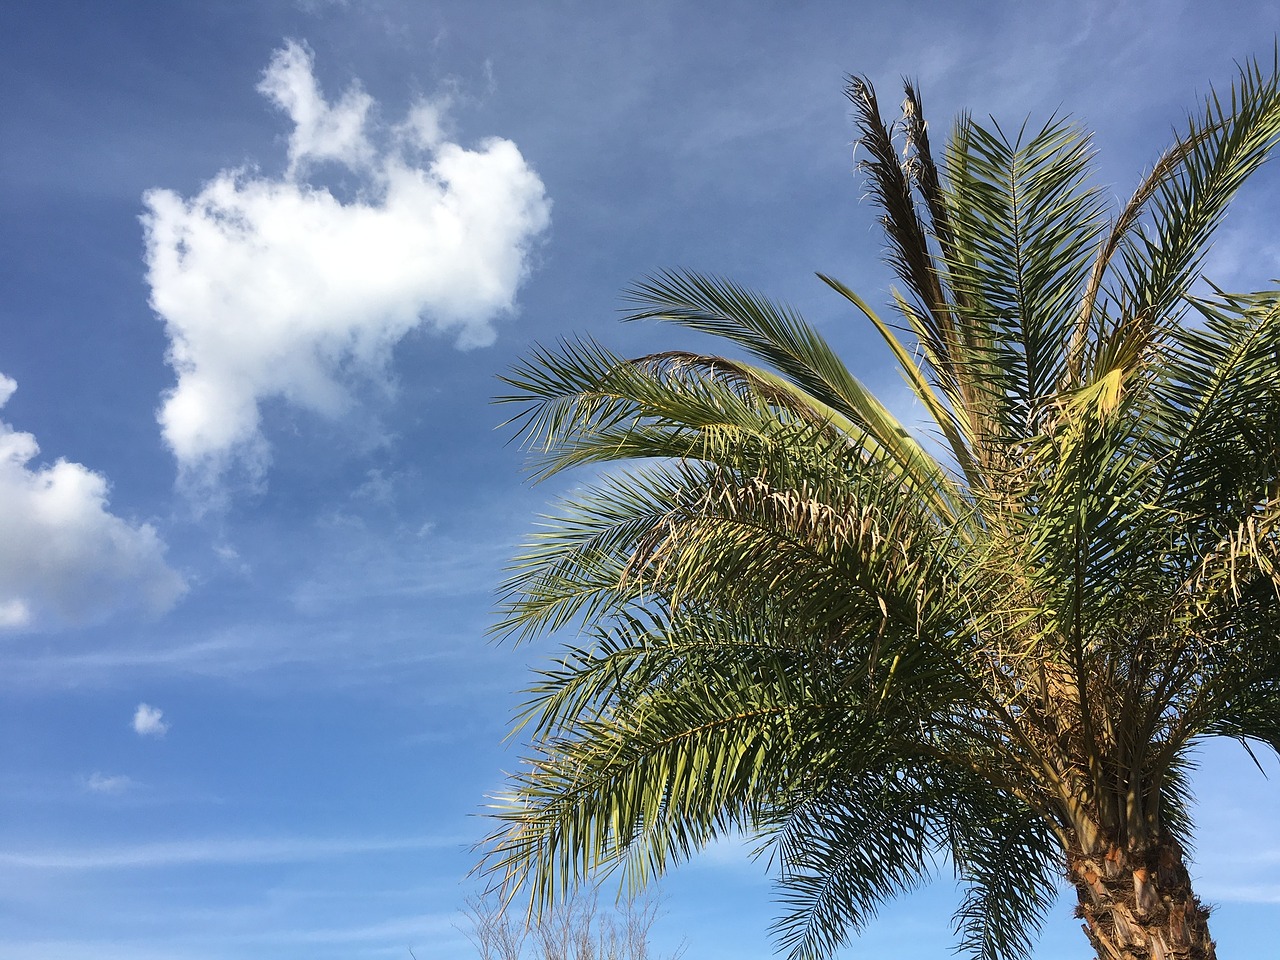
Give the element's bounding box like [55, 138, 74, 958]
[0, 942, 211, 960]
[1194, 842, 1280, 905]
[132, 703, 169, 738]
[0, 636, 253, 688]
[84, 773, 137, 795]
[1198, 882, 1280, 905]
[0, 912, 465, 960]
[0, 616, 512, 694]
[0, 833, 460, 871]
[142, 39, 551, 495]
[237, 911, 460, 945]
[288, 521, 510, 614]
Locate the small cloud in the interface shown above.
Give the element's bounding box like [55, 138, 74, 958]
[132, 703, 169, 738]
[397, 100, 450, 151]
[84, 772, 136, 795]
[0, 598, 31, 628]
[352, 468, 395, 505]
[212, 540, 251, 576]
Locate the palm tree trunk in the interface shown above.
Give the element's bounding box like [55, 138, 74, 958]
[1069, 839, 1215, 960]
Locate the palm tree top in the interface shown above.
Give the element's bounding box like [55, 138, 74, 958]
[482, 57, 1280, 960]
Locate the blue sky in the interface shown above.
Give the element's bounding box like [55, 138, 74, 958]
[2, 1, 1279, 957]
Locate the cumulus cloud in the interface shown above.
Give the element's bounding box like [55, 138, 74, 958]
[132, 703, 169, 738]
[142, 40, 551, 490]
[0, 375, 186, 630]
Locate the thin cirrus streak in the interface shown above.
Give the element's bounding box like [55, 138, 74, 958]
[0, 834, 463, 871]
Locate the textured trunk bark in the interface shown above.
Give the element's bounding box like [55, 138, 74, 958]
[1070, 839, 1215, 960]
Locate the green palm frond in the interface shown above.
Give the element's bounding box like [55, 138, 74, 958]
[1110, 56, 1280, 330]
[489, 609, 887, 900]
[941, 114, 1107, 439]
[1153, 288, 1280, 522]
[767, 772, 944, 960]
[620, 270, 968, 522]
[946, 786, 1062, 960]
[816, 273, 982, 490]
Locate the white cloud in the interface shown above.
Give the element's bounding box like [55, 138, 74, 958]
[0, 375, 186, 630]
[131, 703, 169, 738]
[84, 773, 136, 795]
[142, 40, 551, 492]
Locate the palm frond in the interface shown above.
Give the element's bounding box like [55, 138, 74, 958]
[621, 271, 968, 522]
[844, 76, 951, 343]
[1109, 56, 1280, 332]
[948, 790, 1061, 960]
[767, 772, 943, 960]
[941, 114, 1106, 441]
[1152, 288, 1280, 526]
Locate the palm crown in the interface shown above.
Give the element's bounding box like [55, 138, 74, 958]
[483, 60, 1280, 960]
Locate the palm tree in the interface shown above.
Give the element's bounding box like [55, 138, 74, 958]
[482, 59, 1280, 960]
